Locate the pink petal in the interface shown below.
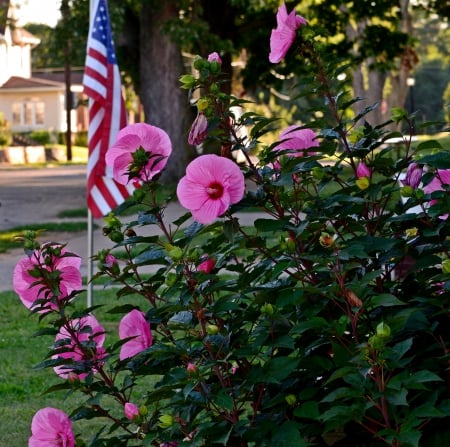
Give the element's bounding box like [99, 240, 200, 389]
[29, 407, 75, 446]
[191, 193, 230, 224]
[176, 177, 210, 211]
[119, 310, 152, 360]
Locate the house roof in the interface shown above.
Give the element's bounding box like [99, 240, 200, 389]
[33, 70, 84, 86]
[11, 27, 40, 46]
[0, 75, 64, 90]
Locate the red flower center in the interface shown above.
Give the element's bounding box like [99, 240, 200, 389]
[206, 182, 224, 199]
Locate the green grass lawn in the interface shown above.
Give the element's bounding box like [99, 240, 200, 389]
[0, 287, 149, 444]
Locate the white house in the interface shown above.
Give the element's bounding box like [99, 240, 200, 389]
[0, 0, 86, 134]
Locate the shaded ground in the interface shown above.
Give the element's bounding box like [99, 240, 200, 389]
[0, 164, 260, 291]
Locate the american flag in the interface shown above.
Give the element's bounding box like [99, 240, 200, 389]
[83, 0, 134, 218]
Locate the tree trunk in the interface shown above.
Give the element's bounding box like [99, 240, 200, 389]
[139, 1, 195, 182]
[384, 0, 417, 130]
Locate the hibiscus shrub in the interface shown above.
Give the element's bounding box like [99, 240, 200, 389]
[15, 2, 450, 447]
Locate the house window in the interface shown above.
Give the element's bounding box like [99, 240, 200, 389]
[11, 99, 45, 127]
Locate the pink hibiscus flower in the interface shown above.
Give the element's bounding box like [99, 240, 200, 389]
[53, 315, 106, 380]
[29, 407, 75, 447]
[269, 1, 307, 64]
[275, 125, 319, 156]
[13, 244, 82, 311]
[177, 154, 245, 224]
[423, 169, 450, 219]
[105, 123, 172, 184]
[119, 309, 153, 360]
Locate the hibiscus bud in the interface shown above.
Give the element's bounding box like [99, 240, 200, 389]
[260, 303, 274, 315]
[285, 236, 296, 252]
[368, 334, 385, 350]
[158, 414, 174, 429]
[400, 186, 414, 197]
[124, 402, 140, 421]
[196, 98, 210, 112]
[167, 246, 183, 261]
[376, 322, 391, 338]
[285, 394, 297, 406]
[207, 52, 222, 64]
[188, 112, 208, 146]
[186, 362, 198, 375]
[165, 272, 178, 286]
[179, 74, 196, 89]
[210, 83, 220, 94]
[319, 232, 334, 248]
[139, 405, 148, 417]
[104, 254, 117, 268]
[198, 256, 216, 273]
[206, 324, 219, 335]
[193, 55, 206, 70]
[356, 177, 370, 190]
[109, 230, 124, 243]
[402, 162, 423, 189]
[311, 166, 324, 180]
[442, 259, 450, 274]
[356, 162, 371, 179]
[405, 227, 418, 238]
[344, 289, 363, 308]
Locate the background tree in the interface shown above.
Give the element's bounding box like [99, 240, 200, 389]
[26, 0, 450, 178]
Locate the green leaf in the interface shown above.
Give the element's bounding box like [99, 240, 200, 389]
[406, 370, 444, 386]
[419, 152, 450, 169]
[293, 401, 320, 420]
[254, 218, 289, 232]
[213, 389, 234, 411]
[416, 139, 444, 151]
[369, 293, 406, 307]
[386, 387, 408, 406]
[269, 421, 308, 447]
[248, 357, 299, 384]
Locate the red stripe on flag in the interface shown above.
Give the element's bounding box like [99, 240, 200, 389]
[83, 0, 135, 218]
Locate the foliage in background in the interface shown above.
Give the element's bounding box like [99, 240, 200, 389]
[0, 111, 12, 146]
[14, 7, 450, 446]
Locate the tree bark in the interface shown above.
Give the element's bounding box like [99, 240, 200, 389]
[139, 1, 195, 182]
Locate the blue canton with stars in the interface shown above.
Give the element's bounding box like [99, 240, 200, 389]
[91, 0, 117, 65]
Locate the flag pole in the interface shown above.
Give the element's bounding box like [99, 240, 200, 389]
[87, 209, 94, 307]
[84, 0, 132, 309]
[87, 0, 94, 308]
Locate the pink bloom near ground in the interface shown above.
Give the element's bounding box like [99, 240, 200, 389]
[53, 314, 106, 380]
[177, 154, 245, 224]
[119, 309, 153, 360]
[105, 123, 172, 185]
[13, 247, 82, 310]
[29, 407, 75, 447]
[269, 1, 307, 63]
